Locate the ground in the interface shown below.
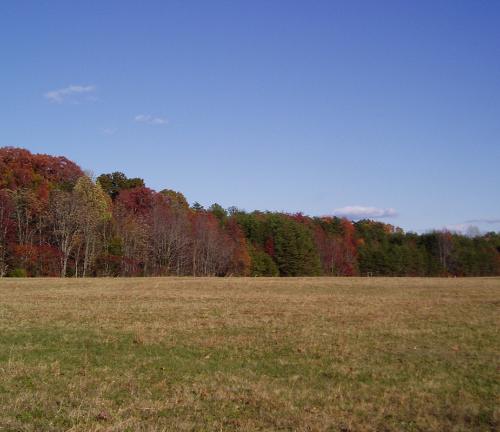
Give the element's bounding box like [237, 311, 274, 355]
[0, 277, 498, 432]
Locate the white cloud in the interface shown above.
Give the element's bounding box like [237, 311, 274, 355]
[134, 114, 168, 125]
[44, 85, 96, 103]
[102, 128, 116, 136]
[332, 206, 397, 220]
[464, 218, 500, 225]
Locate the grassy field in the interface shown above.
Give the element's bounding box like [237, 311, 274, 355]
[0, 277, 498, 432]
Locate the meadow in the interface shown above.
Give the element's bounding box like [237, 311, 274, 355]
[0, 277, 498, 431]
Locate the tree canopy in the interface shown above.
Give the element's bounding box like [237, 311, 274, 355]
[1, 147, 498, 277]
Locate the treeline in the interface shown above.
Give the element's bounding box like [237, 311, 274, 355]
[1, 147, 499, 277]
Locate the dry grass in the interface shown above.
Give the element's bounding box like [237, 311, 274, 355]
[0, 277, 498, 431]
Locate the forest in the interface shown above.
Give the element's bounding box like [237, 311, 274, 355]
[1, 147, 499, 278]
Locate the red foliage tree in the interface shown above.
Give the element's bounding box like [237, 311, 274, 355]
[115, 187, 156, 217]
[0, 147, 83, 190]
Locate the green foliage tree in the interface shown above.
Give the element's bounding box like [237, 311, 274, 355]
[248, 246, 279, 276]
[208, 203, 227, 225]
[271, 216, 321, 276]
[191, 202, 204, 212]
[159, 189, 189, 209]
[97, 172, 145, 200]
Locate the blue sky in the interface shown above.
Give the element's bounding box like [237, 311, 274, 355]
[1, 0, 499, 233]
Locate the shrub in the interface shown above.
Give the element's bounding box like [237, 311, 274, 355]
[9, 268, 28, 277]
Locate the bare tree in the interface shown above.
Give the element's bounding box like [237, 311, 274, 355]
[49, 190, 80, 277]
[11, 189, 38, 246]
[113, 204, 149, 276]
[150, 196, 190, 275]
[437, 230, 453, 273]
